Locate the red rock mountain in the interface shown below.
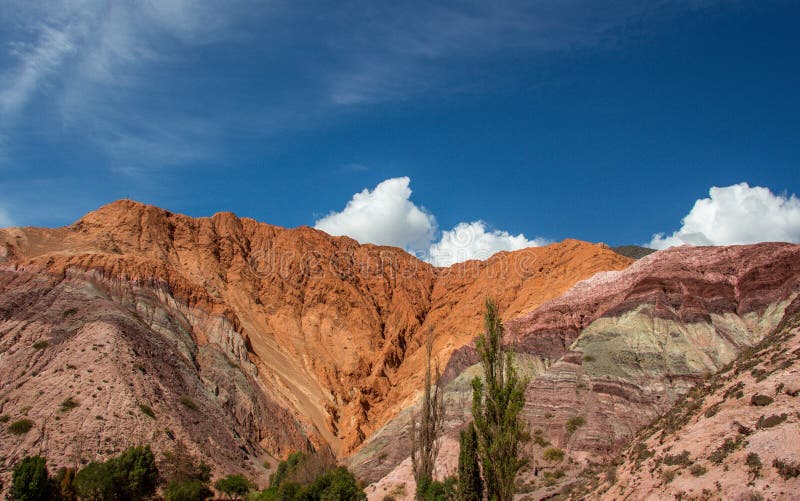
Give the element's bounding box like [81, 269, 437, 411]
[0, 200, 632, 485]
[364, 242, 800, 500]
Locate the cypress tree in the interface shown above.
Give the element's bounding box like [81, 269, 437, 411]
[457, 421, 483, 501]
[471, 298, 529, 501]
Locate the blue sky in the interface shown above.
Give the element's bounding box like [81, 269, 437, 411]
[1, 1, 799, 263]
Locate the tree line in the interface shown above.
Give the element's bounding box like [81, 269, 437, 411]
[6, 445, 364, 501]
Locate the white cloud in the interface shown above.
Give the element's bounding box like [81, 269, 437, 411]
[314, 177, 436, 251]
[428, 221, 547, 267]
[314, 176, 546, 265]
[649, 183, 800, 249]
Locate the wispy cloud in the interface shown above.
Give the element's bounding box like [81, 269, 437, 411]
[319, 0, 714, 106]
[0, 0, 251, 171]
[0, 11, 88, 118]
[0, 204, 13, 228]
[0, 0, 725, 173]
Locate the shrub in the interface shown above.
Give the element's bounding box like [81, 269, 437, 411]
[251, 452, 365, 501]
[215, 474, 254, 499]
[543, 447, 565, 463]
[532, 429, 550, 447]
[74, 445, 159, 500]
[8, 456, 51, 501]
[689, 464, 707, 477]
[633, 443, 655, 463]
[139, 404, 156, 419]
[53, 467, 77, 501]
[756, 413, 787, 429]
[61, 397, 79, 412]
[0, 414, 9, 422]
[773, 458, 800, 480]
[566, 416, 586, 436]
[541, 470, 565, 487]
[32, 341, 49, 350]
[746, 453, 762, 480]
[416, 475, 456, 501]
[8, 418, 34, 435]
[750, 394, 774, 407]
[181, 396, 198, 411]
[165, 479, 213, 501]
[709, 437, 742, 464]
[663, 450, 691, 467]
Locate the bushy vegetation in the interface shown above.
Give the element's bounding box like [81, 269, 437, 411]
[73, 445, 159, 500]
[8, 456, 51, 501]
[662, 450, 691, 467]
[248, 451, 365, 501]
[33, 341, 49, 350]
[138, 404, 156, 419]
[214, 474, 253, 499]
[565, 416, 586, 436]
[773, 458, 800, 480]
[415, 475, 457, 501]
[543, 447, 565, 463]
[180, 396, 198, 411]
[6, 443, 248, 501]
[160, 442, 213, 501]
[709, 437, 742, 464]
[8, 418, 34, 435]
[60, 397, 79, 412]
[746, 452, 762, 481]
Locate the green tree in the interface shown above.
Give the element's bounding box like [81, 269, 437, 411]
[73, 462, 115, 500]
[53, 467, 78, 501]
[73, 446, 158, 500]
[410, 328, 445, 500]
[214, 474, 253, 499]
[302, 467, 365, 501]
[164, 480, 213, 501]
[457, 422, 483, 501]
[160, 443, 213, 501]
[8, 456, 51, 501]
[111, 445, 159, 499]
[471, 298, 529, 501]
[250, 453, 365, 501]
[415, 476, 456, 501]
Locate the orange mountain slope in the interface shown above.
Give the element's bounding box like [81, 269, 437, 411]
[0, 200, 632, 463]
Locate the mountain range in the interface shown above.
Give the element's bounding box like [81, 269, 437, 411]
[1, 200, 798, 499]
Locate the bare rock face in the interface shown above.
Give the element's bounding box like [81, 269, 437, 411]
[515, 243, 800, 458]
[0, 200, 631, 480]
[0, 267, 308, 487]
[363, 243, 800, 499]
[598, 296, 800, 500]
